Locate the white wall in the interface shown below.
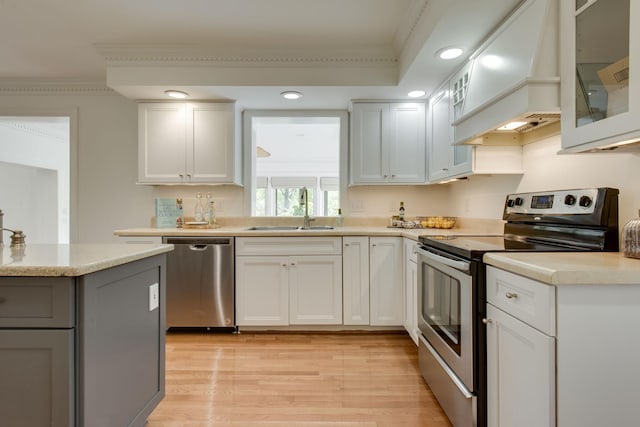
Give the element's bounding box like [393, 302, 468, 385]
[449, 134, 640, 228]
[0, 90, 154, 243]
[2, 90, 638, 243]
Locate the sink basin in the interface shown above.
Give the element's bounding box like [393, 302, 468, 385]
[245, 226, 300, 231]
[245, 225, 335, 231]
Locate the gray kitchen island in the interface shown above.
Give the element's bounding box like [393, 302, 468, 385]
[0, 243, 173, 427]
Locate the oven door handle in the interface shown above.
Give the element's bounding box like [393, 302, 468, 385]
[415, 245, 471, 274]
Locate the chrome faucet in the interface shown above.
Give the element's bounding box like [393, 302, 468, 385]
[300, 187, 315, 228]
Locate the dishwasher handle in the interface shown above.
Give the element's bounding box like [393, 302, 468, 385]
[189, 244, 208, 251]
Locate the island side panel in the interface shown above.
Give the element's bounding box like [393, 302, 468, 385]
[77, 254, 166, 427]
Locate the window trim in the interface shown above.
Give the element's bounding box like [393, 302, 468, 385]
[242, 109, 348, 217]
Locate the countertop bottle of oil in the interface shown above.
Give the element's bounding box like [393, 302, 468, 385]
[399, 202, 405, 221]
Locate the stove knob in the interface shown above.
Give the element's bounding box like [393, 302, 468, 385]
[507, 199, 515, 208]
[579, 195, 593, 207]
[514, 197, 524, 206]
[564, 194, 577, 206]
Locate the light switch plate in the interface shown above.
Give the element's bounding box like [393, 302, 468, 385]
[149, 283, 159, 311]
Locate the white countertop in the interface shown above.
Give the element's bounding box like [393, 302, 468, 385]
[0, 243, 174, 277]
[114, 225, 481, 241]
[484, 252, 640, 286]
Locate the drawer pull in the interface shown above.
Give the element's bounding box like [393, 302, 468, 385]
[505, 292, 518, 299]
[482, 318, 492, 325]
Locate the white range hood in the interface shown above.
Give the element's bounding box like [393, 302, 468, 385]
[452, 0, 560, 145]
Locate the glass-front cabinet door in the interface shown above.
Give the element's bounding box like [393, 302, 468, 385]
[561, 0, 640, 151]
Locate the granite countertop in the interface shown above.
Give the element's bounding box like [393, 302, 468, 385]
[0, 243, 174, 277]
[484, 252, 640, 286]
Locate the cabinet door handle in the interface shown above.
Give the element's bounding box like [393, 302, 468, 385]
[391, 174, 396, 178]
[371, 244, 377, 247]
[178, 173, 184, 180]
[281, 263, 287, 267]
[344, 243, 350, 247]
[505, 292, 518, 299]
[383, 174, 388, 178]
[186, 173, 192, 181]
[290, 262, 296, 266]
[482, 318, 492, 325]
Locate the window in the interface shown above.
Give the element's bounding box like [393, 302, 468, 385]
[243, 111, 347, 217]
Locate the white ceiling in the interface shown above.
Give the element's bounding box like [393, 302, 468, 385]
[0, 0, 524, 108]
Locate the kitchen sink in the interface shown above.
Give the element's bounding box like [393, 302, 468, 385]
[245, 226, 300, 231]
[245, 226, 335, 231]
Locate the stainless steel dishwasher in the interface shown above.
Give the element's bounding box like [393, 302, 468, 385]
[162, 236, 235, 330]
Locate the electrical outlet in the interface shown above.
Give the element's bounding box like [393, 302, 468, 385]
[149, 283, 159, 311]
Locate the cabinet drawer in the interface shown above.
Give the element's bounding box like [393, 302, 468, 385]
[236, 237, 342, 256]
[486, 266, 555, 336]
[0, 278, 75, 328]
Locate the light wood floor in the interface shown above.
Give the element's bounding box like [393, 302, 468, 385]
[146, 331, 451, 427]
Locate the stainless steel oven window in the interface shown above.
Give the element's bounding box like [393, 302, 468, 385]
[422, 263, 462, 355]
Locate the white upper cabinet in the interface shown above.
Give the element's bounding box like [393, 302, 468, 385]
[427, 79, 523, 183]
[350, 102, 426, 184]
[561, 0, 640, 151]
[138, 102, 242, 184]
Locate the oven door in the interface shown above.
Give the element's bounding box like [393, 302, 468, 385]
[416, 245, 474, 392]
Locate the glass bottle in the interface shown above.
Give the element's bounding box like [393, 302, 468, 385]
[399, 202, 405, 221]
[622, 210, 640, 259]
[336, 208, 344, 227]
[204, 193, 212, 223]
[208, 200, 216, 226]
[194, 192, 205, 222]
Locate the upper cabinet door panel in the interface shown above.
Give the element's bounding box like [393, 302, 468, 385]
[350, 103, 388, 183]
[388, 103, 426, 182]
[189, 103, 235, 182]
[561, 0, 640, 151]
[138, 103, 187, 183]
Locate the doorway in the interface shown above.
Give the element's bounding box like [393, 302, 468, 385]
[0, 116, 71, 243]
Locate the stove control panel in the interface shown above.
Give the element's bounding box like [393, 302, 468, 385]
[505, 189, 599, 215]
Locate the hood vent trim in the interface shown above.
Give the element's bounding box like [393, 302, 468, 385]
[452, 0, 560, 145]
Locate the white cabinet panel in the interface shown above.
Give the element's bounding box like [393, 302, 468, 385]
[561, 0, 640, 151]
[403, 239, 418, 345]
[486, 304, 555, 427]
[138, 102, 240, 184]
[342, 236, 370, 325]
[369, 236, 403, 325]
[235, 256, 289, 326]
[289, 255, 342, 325]
[350, 102, 426, 184]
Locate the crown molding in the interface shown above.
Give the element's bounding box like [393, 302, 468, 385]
[393, 0, 430, 54]
[94, 44, 398, 67]
[0, 81, 116, 96]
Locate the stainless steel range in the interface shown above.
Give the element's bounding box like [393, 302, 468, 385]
[416, 187, 619, 427]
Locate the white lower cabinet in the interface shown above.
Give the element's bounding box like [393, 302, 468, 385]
[288, 255, 342, 325]
[235, 256, 290, 326]
[486, 264, 640, 427]
[342, 236, 370, 325]
[235, 237, 342, 326]
[369, 236, 404, 326]
[403, 238, 418, 345]
[486, 304, 555, 427]
[486, 266, 556, 427]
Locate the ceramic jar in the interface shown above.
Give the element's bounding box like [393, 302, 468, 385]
[622, 210, 640, 258]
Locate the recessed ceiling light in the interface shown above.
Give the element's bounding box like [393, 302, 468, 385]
[437, 47, 463, 60]
[164, 90, 189, 99]
[408, 90, 426, 98]
[281, 91, 303, 100]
